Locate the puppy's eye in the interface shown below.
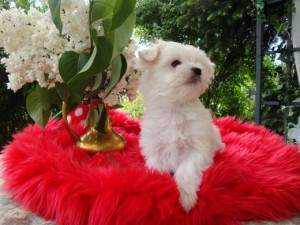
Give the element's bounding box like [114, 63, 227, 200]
[171, 60, 181, 67]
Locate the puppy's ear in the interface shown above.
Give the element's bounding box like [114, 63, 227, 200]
[137, 45, 159, 64]
[137, 42, 164, 68]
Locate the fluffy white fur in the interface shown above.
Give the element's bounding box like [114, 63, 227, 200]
[137, 41, 225, 212]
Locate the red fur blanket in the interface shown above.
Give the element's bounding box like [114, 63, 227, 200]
[2, 105, 300, 225]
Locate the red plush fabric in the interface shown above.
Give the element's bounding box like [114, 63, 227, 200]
[2, 105, 300, 225]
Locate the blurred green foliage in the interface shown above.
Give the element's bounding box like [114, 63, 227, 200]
[136, 0, 299, 137]
[119, 94, 144, 119]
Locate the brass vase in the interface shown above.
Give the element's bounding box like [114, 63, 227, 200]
[62, 101, 125, 152]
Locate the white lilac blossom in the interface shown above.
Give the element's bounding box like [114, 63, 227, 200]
[0, 7, 62, 91]
[0, 0, 140, 106]
[0, 2, 90, 91]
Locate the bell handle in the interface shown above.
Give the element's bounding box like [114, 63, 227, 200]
[62, 101, 80, 141]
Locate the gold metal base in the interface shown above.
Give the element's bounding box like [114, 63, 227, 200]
[77, 127, 125, 152]
[62, 101, 125, 153]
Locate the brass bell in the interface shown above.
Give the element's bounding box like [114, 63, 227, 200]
[62, 101, 125, 152]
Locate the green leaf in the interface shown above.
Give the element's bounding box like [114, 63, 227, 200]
[91, 0, 114, 34]
[38, 85, 51, 110]
[108, 12, 136, 58]
[26, 86, 51, 128]
[69, 37, 113, 83]
[90, 29, 99, 45]
[68, 48, 97, 83]
[59, 51, 91, 104]
[95, 36, 113, 70]
[92, 73, 103, 91]
[48, 0, 63, 34]
[105, 54, 127, 97]
[68, 79, 90, 104]
[91, 0, 114, 22]
[110, 0, 136, 31]
[115, 12, 136, 51]
[59, 51, 80, 82]
[102, 18, 112, 34]
[76, 47, 98, 75]
[84, 106, 93, 127]
[55, 82, 69, 102]
[88, 72, 108, 98]
[48, 87, 62, 106]
[119, 54, 128, 80]
[78, 53, 91, 72]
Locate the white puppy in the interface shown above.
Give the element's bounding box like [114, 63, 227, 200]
[137, 41, 225, 212]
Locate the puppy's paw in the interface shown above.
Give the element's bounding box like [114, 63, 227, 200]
[179, 190, 198, 212]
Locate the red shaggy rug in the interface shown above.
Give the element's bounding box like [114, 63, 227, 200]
[2, 104, 300, 225]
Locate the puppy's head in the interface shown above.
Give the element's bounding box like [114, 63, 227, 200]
[137, 41, 215, 102]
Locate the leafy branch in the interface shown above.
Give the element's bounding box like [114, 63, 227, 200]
[26, 0, 136, 128]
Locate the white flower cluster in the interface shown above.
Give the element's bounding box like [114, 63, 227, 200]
[0, 0, 140, 106]
[0, 0, 90, 91]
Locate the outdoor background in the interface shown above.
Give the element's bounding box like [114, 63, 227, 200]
[0, 0, 299, 148]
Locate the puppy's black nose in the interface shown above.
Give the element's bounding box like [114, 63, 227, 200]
[192, 67, 202, 76]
